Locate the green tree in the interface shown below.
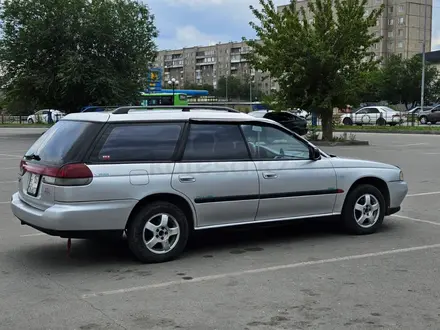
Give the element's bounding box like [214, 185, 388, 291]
[244, 0, 382, 140]
[0, 0, 157, 113]
[379, 54, 440, 109]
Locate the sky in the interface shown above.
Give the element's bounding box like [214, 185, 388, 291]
[146, 0, 440, 52]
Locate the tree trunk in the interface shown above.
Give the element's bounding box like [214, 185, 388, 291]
[321, 109, 333, 141]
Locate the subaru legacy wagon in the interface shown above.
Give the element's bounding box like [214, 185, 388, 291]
[11, 106, 408, 263]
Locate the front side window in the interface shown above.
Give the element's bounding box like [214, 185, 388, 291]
[182, 124, 250, 161]
[241, 124, 310, 160]
[91, 123, 183, 162]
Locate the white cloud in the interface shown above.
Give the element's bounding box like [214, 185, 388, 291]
[157, 25, 230, 49]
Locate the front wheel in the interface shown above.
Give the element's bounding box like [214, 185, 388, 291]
[127, 201, 189, 263]
[28, 118, 34, 124]
[376, 117, 386, 126]
[342, 117, 353, 126]
[341, 184, 385, 235]
[419, 116, 428, 125]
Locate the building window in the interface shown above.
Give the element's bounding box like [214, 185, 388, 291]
[388, 19, 394, 25]
[398, 17, 404, 25]
[388, 6, 393, 13]
[398, 4, 404, 12]
[376, 19, 380, 26]
[398, 41, 403, 48]
[398, 29, 404, 37]
[388, 42, 394, 50]
[375, 0, 381, 4]
[388, 31, 393, 37]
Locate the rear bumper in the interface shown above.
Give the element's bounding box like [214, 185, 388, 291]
[10, 192, 137, 235]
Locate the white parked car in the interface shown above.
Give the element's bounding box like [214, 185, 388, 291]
[27, 109, 65, 124]
[289, 109, 310, 119]
[340, 106, 403, 126]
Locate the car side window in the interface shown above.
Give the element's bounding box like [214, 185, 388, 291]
[241, 124, 310, 160]
[91, 123, 183, 162]
[265, 112, 293, 121]
[356, 109, 367, 115]
[182, 124, 250, 161]
[367, 108, 380, 114]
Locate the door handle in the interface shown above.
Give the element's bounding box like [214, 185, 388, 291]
[262, 172, 278, 179]
[179, 175, 195, 183]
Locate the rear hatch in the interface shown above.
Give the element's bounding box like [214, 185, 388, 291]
[18, 120, 103, 211]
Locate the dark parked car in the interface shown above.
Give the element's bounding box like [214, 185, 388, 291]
[248, 110, 308, 135]
[418, 105, 440, 124]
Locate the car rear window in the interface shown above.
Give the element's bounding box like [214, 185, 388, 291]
[90, 123, 183, 162]
[24, 120, 101, 165]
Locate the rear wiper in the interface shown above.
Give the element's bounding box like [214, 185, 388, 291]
[24, 153, 41, 161]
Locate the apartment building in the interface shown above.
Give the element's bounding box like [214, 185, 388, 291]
[278, 0, 432, 59]
[153, 41, 277, 95]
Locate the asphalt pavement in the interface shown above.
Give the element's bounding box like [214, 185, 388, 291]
[0, 129, 440, 330]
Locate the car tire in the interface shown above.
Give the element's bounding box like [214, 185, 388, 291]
[127, 201, 189, 263]
[420, 116, 428, 125]
[341, 184, 385, 235]
[376, 118, 386, 126]
[28, 119, 34, 124]
[342, 118, 353, 126]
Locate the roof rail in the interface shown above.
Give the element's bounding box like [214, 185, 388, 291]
[112, 105, 240, 114]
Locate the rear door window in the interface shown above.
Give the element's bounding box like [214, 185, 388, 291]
[91, 123, 183, 162]
[25, 120, 101, 165]
[182, 124, 250, 161]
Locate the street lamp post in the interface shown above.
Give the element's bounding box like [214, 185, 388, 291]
[250, 74, 255, 104]
[168, 77, 179, 99]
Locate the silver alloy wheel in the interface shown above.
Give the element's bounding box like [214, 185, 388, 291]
[353, 194, 380, 228]
[420, 116, 427, 124]
[143, 213, 180, 254]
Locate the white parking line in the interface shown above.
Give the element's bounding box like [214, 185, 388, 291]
[392, 214, 440, 227]
[407, 191, 440, 197]
[0, 201, 10, 204]
[19, 233, 45, 237]
[0, 153, 21, 158]
[0, 180, 17, 184]
[82, 243, 440, 299]
[395, 143, 429, 147]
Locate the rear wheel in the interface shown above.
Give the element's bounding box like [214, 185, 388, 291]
[28, 118, 34, 124]
[341, 184, 385, 235]
[127, 201, 189, 263]
[420, 116, 428, 125]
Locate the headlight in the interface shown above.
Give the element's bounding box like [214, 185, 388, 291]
[399, 170, 404, 181]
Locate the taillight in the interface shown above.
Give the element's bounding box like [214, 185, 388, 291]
[23, 163, 94, 186]
[19, 159, 26, 176]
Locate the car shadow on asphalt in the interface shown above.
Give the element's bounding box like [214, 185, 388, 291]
[8, 218, 396, 271]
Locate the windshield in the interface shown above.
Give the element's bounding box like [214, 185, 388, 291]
[381, 107, 397, 113]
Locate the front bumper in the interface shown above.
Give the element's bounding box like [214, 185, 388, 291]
[10, 192, 137, 236]
[387, 180, 408, 209]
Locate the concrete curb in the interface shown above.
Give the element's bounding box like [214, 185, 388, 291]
[312, 140, 369, 146]
[334, 129, 440, 135]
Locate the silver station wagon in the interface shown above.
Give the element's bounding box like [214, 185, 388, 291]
[11, 106, 408, 263]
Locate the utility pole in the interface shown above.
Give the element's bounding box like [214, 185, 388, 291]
[420, 0, 428, 114]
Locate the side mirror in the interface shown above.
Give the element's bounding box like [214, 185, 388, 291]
[309, 146, 321, 161]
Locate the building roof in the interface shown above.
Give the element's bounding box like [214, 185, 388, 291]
[425, 50, 440, 64]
